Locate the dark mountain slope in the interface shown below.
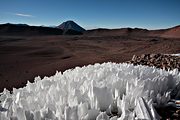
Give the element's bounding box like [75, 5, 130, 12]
[0, 23, 63, 36]
[57, 21, 85, 35]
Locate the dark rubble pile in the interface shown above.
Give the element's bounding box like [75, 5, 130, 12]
[127, 54, 180, 71]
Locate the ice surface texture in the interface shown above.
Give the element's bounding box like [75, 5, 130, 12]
[0, 62, 180, 120]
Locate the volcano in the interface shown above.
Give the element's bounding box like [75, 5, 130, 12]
[57, 20, 85, 34]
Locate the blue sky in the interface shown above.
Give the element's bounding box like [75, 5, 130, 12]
[0, 0, 180, 29]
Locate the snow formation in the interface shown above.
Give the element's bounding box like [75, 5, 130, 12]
[0, 62, 180, 120]
[171, 53, 180, 57]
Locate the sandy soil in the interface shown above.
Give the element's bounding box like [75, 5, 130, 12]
[0, 35, 180, 92]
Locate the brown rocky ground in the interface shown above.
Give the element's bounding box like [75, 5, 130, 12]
[0, 35, 180, 92]
[127, 54, 180, 71]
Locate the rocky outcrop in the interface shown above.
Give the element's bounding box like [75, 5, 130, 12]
[127, 54, 180, 71]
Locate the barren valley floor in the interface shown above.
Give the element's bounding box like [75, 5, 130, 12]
[0, 35, 180, 91]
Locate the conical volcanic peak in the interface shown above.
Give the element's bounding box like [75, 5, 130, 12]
[57, 20, 85, 32]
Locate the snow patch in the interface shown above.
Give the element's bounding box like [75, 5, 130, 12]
[171, 53, 180, 57]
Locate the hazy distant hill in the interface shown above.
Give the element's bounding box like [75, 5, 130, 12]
[57, 20, 86, 35]
[84, 26, 180, 38]
[160, 25, 180, 38]
[0, 23, 63, 36]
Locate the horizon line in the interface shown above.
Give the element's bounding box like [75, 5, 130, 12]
[0, 21, 179, 31]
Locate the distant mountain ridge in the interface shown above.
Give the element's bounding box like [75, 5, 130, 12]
[57, 20, 85, 32]
[57, 20, 86, 35]
[0, 22, 180, 38]
[0, 23, 63, 36]
[0, 21, 86, 36]
[160, 25, 180, 38]
[84, 25, 180, 38]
